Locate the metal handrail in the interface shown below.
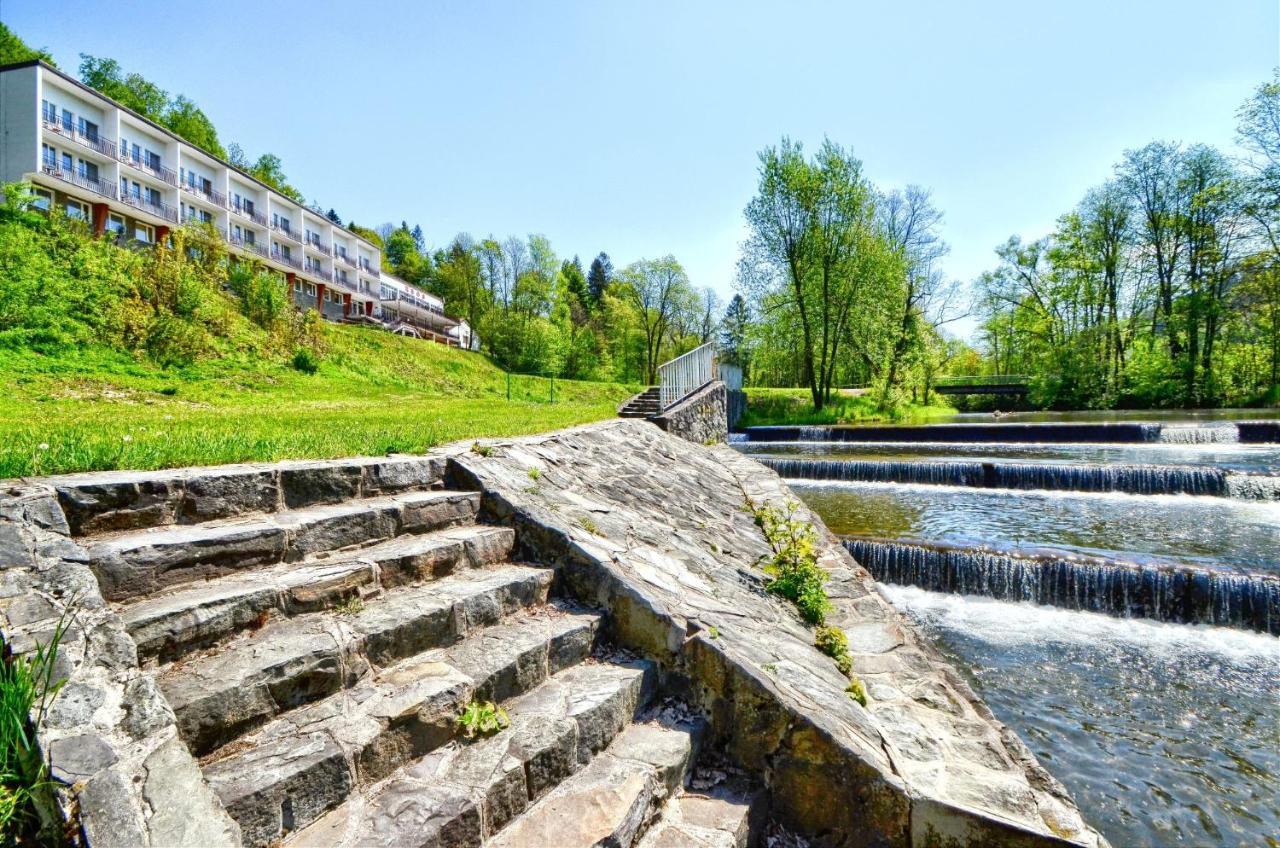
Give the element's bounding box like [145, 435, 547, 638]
[658, 342, 716, 411]
[272, 223, 303, 245]
[934, 375, 1031, 387]
[229, 202, 268, 226]
[119, 191, 179, 223]
[118, 145, 178, 186]
[42, 165, 116, 200]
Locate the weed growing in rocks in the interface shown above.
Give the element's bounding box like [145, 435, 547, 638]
[527, 467, 541, 481]
[750, 501, 831, 625]
[333, 596, 365, 616]
[845, 678, 868, 707]
[578, 516, 601, 536]
[1, 604, 74, 844]
[814, 625, 852, 675]
[456, 700, 510, 739]
[470, 442, 494, 457]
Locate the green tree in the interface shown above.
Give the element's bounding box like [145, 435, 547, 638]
[587, 252, 613, 306]
[0, 23, 55, 66]
[619, 256, 696, 384]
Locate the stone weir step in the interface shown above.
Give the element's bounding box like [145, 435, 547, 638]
[160, 563, 554, 757]
[52, 454, 450, 536]
[285, 659, 702, 848]
[121, 523, 515, 662]
[204, 603, 608, 848]
[87, 489, 487, 602]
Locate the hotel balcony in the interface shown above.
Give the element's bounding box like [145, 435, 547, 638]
[270, 247, 303, 271]
[337, 253, 358, 269]
[228, 233, 269, 258]
[118, 146, 179, 187]
[42, 115, 117, 160]
[119, 191, 179, 223]
[229, 202, 268, 227]
[329, 272, 358, 293]
[306, 236, 331, 256]
[181, 181, 227, 208]
[40, 163, 116, 200]
[272, 224, 303, 245]
[358, 259, 379, 278]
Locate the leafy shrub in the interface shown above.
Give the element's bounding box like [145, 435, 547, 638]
[752, 501, 830, 624]
[814, 625, 852, 675]
[845, 677, 867, 707]
[291, 348, 319, 374]
[456, 700, 510, 738]
[227, 262, 290, 328]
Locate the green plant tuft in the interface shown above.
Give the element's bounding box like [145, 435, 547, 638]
[578, 516, 601, 535]
[751, 501, 830, 625]
[456, 700, 510, 739]
[527, 466, 541, 481]
[814, 625, 852, 675]
[470, 442, 494, 457]
[845, 677, 868, 707]
[1, 601, 75, 843]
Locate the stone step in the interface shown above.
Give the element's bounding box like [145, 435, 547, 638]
[88, 489, 484, 602]
[210, 611, 617, 848]
[487, 716, 702, 848]
[52, 455, 448, 536]
[161, 564, 553, 756]
[121, 524, 514, 662]
[636, 779, 765, 848]
[283, 658, 665, 848]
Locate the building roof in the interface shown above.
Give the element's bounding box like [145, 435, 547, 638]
[1, 59, 379, 250]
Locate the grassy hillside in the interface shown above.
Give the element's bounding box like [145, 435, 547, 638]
[2, 326, 636, 478]
[0, 194, 636, 478]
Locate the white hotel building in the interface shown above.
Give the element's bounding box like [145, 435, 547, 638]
[0, 60, 471, 348]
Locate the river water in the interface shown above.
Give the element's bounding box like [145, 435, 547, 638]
[735, 410, 1280, 846]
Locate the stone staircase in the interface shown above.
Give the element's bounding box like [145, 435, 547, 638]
[52, 457, 760, 848]
[618, 386, 661, 419]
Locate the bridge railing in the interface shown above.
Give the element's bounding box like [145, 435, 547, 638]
[659, 342, 716, 411]
[934, 374, 1031, 387]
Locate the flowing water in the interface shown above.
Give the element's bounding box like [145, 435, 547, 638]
[883, 587, 1280, 848]
[734, 409, 1280, 844]
[795, 481, 1280, 572]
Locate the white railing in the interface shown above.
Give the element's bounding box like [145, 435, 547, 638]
[658, 342, 716, 411]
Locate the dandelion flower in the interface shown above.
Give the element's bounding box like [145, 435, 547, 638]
[122, 434, 133, 443]
[37, 443, 49, 451]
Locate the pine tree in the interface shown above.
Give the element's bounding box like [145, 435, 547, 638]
[720, 294, 751, 370]
[587, 252, 613, 306]
[326, 209, 342, 224]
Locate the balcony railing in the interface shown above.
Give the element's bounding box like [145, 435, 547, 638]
[380, 287, 447, 317]
[118, 145, 179, 186]
[358, 260, 379, 278]
[272, 224, 303, 245]
[330, 272, 357, 292]
[270, 248, 302, 270]
[228, 233, 269, 258]
[229, 202, 268, 227]
[306, 236, 331, 255]
[41, 164, 116, 201]
[337, 252, 357, 268]
[43, 117, 117, 159]
[181, 211, 216, 226]
[181, 182, 227, 207]
[118, 191, 179, 223]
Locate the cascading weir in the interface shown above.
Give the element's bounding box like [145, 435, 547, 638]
[844, 537, 1280, 635]
[754, 456, 1273, 497]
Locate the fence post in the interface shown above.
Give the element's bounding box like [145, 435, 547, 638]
[550, 376, 555, 404]
[506, 371, 511, 401]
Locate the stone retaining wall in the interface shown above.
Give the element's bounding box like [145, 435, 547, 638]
[654, 380, 728, 444]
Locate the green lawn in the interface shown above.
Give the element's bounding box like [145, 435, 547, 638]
[739, 387, 954, 428]
[2, 326, 638, 478]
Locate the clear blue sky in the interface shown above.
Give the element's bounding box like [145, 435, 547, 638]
[5, 1, 1277, 338]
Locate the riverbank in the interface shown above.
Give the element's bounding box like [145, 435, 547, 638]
[738, 387, 953, 428]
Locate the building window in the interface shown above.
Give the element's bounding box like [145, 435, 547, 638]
[244, 199, 255, 216]
[78, 159, 99, 183]
[245, 231, 255, 246]
[65, 200, 89, 221]
[134, 223, 154, 243]
[145, 150, 160, 171]
[41, 99, 55, 124]
[304, 284, 315, 296]
[60, 108, 72, 132]
[41, 143, 56, 170]
[145, 187, 161, 206]
[294, 280, 302, 292]
[106, 214, 125, 235]
[61, 152, 73, 172]
[32, 189, 51, 212]
[78, 118, 99, 142]
[130, 143, 140, 163]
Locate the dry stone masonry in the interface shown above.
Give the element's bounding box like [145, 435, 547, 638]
[0, 421, 1106, 847]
